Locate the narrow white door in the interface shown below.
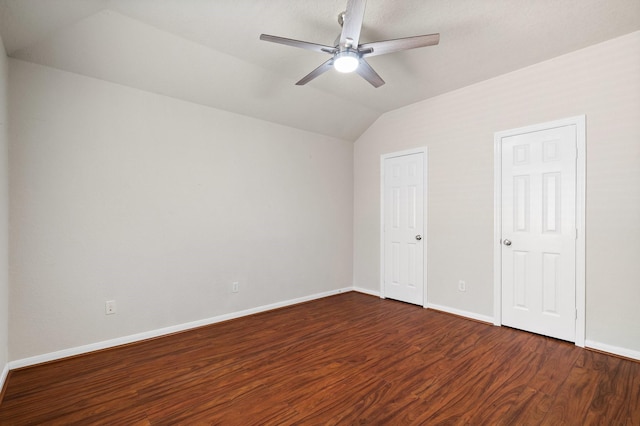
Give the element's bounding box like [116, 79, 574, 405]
[383, 152, 424, 305]
[501, 125, 577, 341]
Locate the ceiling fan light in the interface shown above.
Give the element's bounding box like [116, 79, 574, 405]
[333, 51, 359, 73]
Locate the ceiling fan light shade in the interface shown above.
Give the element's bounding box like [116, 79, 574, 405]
[333, 50, 359, 73]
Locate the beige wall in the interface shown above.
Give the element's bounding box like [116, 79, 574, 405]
[9, 59, 353, 361]
[354, 32, 640, 353]
[0, 35, 9, 377]
[6, 31, 640, 363]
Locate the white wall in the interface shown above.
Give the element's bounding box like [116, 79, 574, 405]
[354, 31, 640, 354]
[0, 35, 9, 382]
[8, 59, 353, 361]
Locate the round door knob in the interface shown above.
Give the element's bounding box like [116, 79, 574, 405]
[503, 239, 512, 246]
[415, 235, 422, 241]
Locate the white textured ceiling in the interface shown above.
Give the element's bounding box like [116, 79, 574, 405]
[1, 0, 639, 141]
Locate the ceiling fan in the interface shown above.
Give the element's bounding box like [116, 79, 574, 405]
[259, 0, 440, 88]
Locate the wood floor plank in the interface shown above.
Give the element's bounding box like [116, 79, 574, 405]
[582, 352, 640, 425]
[498, 386, 555, 426]
[1, 292, 637, 425]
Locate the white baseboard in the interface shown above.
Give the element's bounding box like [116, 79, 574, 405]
[426, 303, 494, 324]
[9, 287, 352, 370]
[352, 290, 495, 326]
[0, 362, 8, 394]
[352, 287, 381, 298]
[585, 339, 640, 361]
[14, 289, 637, 372]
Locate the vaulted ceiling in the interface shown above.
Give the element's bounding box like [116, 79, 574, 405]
[1, 0, 639, 141]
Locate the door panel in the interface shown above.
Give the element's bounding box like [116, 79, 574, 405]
[501, 125, 576, 342]
[384, 152, 424, 305]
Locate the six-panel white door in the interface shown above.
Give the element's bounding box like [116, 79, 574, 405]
[383, 153, 424, 306]
[501, 125, 577, 342]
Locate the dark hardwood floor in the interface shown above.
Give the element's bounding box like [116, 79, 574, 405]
[1, 292, 638, 425]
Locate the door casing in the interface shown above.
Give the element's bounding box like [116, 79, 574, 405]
[380, 147, 428, 306]
[493, 116, 586, 347]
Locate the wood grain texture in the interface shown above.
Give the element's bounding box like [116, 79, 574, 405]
[1, 292, 638, 425]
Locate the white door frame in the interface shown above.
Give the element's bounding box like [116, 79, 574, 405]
[493, 116, 586, 347]
[380, 147, 428, 307]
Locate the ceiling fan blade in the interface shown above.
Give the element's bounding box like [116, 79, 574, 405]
[296, 58, 334, 85]
[340, 0, 367, 48]
[360, 33, 440, 57]
[260, 34, 337, 54]
[355, 59, 385, 88]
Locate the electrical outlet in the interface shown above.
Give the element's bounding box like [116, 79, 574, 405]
[232, 282, 239, 293]
[105, 300, 117, 315]
[458, 280, 466, 292]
